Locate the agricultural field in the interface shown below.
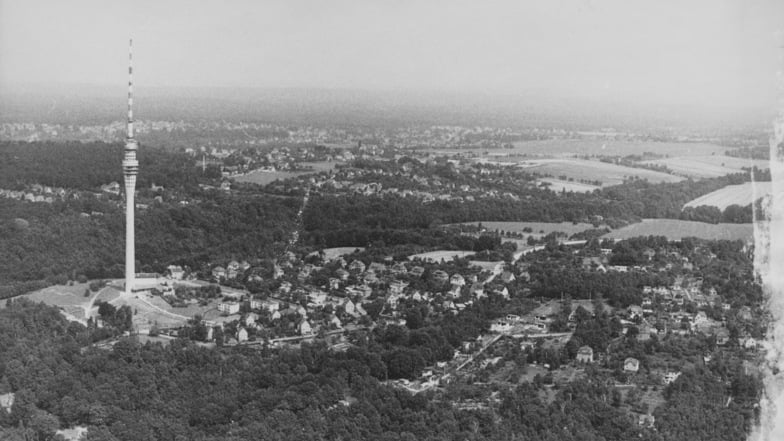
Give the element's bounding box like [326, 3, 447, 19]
[234, 161, 339, 185]
[519, 158, 683, 187]
[408, 250, 476, 262]
[537, 178, 600, 193]
[602, 219, 754, 242]
[641, 155, 769, 178]
[431, 140, 727, 159]
[684, 182, 773, 210]
[507, 140, 727, 157]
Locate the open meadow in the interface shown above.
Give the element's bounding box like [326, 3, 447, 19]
[469, 221, 596, 236]
[519, 158, 683, 187]
[310, 247, 365, 260]
[234, 161, 339, 185]
[507, 140, 726, 157]
[408, 250, 476, 262]
[537, 178, 600, 193]
[642, 155, 769, 178]
[684, 182, 772, 210]
[602, 219, 754, 242]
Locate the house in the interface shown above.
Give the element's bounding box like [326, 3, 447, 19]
[335, 268, 350, 281]
[0, 392, 14, 414]
[432, 270, 450, 284]
[450, 274, 466, 287]
[218, 302, 240, 315]
[363, 271, 379, 285]
[243, 313, 258, 328]
[328, 278, 341, 290]
[349, 260, 366, 273]
[249, 298, 262, 310]
[100, 181, 121, 195]
[638, 414, 655, 428]
[308, 290, 328, 307]
[716, 328, 731, 346]
[273, 265, 285, 279]
[576, 346, 594, 363]
[663, 371, 681, 385]
[329, 315, 342, 329]
[390, 280, 409, 296]
[167, 265, 185, 280]
[491, 320, 513, 333]
[499, 271, 515, 284]
[410, 266, 425, 278]
[637, 322, 655, 341]
[628, 305, 643, 320]
[624, 357, 640, 373]
[368, 262, 387, 273]
[741, 337, 758, 350]
[341, 298, 356, 315]
[299, 320, 313, 335]
[237, 327, 248, 343]
[279, 281, 292, 294]
[212, 266, 226, 280]
[391, 262, 408, 275]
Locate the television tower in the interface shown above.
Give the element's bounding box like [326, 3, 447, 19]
[123, 38, 139, 295]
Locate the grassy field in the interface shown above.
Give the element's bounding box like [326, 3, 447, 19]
[642, 155, 769, 178]
[520, 158, 683, 187]
[311, 247, 365, 260]
[430, 141, 727, 160]
[234, 161, 339, 185]
[602, 219, 754, 242]
[467, 221, 596, 236]
[408, 250, 476, 262]
[684, 182, 772, 210]
[538, 178, 600, 193]
[506, 140, 727, 157]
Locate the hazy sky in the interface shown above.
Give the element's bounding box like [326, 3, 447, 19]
[1, 0, 783, 108]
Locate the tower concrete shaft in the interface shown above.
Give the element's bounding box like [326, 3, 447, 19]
[123, 38, 139, 294]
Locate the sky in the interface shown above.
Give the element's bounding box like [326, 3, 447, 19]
[0, 0, 783, 110]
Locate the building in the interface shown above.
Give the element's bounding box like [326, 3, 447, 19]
[212, 266, 226, 280]
[624, 357, 640, 373]
[123, 39, 139, 295]
[349, 260, 366, 273]
[450, 274, 466, 287]
[663, 371, 681, 385]
[576, 346, 594, 363]
[218, 302, 240, 315]
[389, 280, 409, 296]
[299, 320, 313, 335]
[237, 327, 248, 343]
[167, 265, 185, 280]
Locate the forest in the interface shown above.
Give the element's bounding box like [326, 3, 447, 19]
[0, 299, 760, 441]
[0, 194, 299, 299]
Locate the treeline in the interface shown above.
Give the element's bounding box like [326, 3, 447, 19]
[0, 299, 758, 441]
[0, 141, 209, 191]
[302, 171, 761, 247]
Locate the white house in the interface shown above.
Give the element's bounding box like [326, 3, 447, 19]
[299, 320, 313, 335]
[218, 302, 240, 315]
[624, 357, 640, 373]
[576, 346, 594, 363]
[237, 327, 248, 343]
